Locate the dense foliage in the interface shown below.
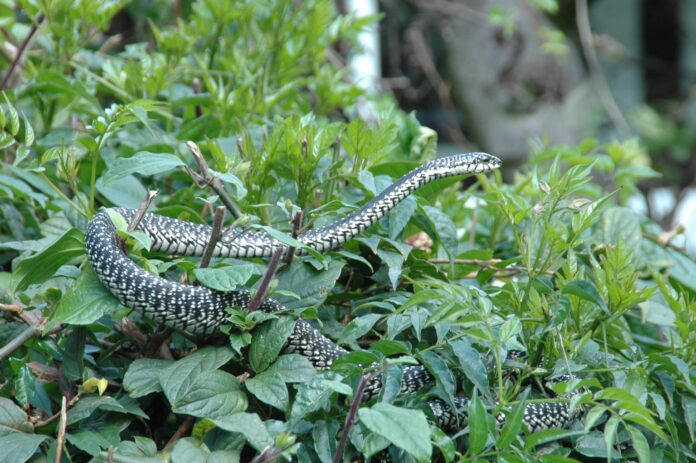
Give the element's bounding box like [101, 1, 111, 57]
[1, 1, 695, 462]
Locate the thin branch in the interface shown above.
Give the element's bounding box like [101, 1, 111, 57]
[34, 394, 80, 428]
[0, 13, 45, 90]
[247, 248, 284, 312]
[251, 445, 288, 463]
[128, 190, 158, 232]
[283, 210, 303, 263]
[186, 141, 242, 219]
[575, 0, 630, 136]
[54, 396, 67, 463]
[199, 206, 226, 269]
[333, 372, 374, 463]
[0, 319, 46, 361]
[163, 416, 196, 451]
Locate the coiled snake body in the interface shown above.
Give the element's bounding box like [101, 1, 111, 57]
[86, 152, 578, 438]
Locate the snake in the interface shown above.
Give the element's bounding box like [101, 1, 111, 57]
[85, 152, 579, 443]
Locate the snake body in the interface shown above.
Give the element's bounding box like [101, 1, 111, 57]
[85, 152, 578, 436]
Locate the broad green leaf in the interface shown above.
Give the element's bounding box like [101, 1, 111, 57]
[12, 227, 84, 291]
[358, 403, 431, 462]
[67, 395, 145, 425]
[170, 370, 247, 419]
[264, 354, 316, 383]
[246, 371, 289, 411]
[423, 205, 458, 258]
[497, 401, 525, 449]
[0, 398, 33, 434]
[45, 268, 121, 332]
[388, 195, 417, 239]
[468, 392, 488, 455]
[603, 415, 620, 462]
[123, 358, 173, 397]
[211, 412, 273, 451]
[249, 317, 297, 373]
[0, 433, 48, 463]
[194, 264, 255, 291]
[101, 151, 185, 184]
[338, 313, 382, 343]
[449, 339, 489, 399]
[159, 347, 234, 405]
[419, 351, 455, 398]
[626, 425, 650, 463]
[562, 280, 607, 310]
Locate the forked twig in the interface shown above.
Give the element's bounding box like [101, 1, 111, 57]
[247, 248, 284, 312]
[186, 141, 242, 219]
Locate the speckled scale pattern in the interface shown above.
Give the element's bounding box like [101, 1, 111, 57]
[84, 152, 579, 436]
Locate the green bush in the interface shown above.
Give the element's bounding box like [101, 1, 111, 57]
[1, 2, 694, 462]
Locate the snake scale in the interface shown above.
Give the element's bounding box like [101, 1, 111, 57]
[85, 152, 578, 443]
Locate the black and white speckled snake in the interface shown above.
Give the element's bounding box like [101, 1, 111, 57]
[85, 152, 579, 437]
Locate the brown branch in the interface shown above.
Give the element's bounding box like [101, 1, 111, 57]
[283, 210, 303, 263]
[247, 248, 284, 312]
[0, 12, 45, 90]
[54, 396, 67, 463]
[163, 415, 196, 451]
[333, 372, 375, 463]
[34, 394, 80, 428]
[186, 141, 242, 219]
[128, 190, 158, 232]
[0, 318, 46, 361]
[575, 0, 630, 136]
[199, 206, 226, 269]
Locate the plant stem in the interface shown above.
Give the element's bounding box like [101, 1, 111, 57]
[333, 372, 374, 463]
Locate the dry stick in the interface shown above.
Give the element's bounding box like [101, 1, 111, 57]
[128, 190, 159, 232]
[247, 248, 284, 312]
[186, 141, 242, 219]
[199, 206, 226, 269]
[163, 415, 196, 451]
[35, 394, 80, 428]
[0, 319, 46, 362]
[54, 396, 67, 463]
[0, 12, 45, 90]
[283, 210, 303, 263]
[333, 372, 375, 463]
[575, 0, 630, 136]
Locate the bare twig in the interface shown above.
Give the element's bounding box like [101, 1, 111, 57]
[128, 190, 158, 232]
[0, 13, 45, 90]
[163, 416, 196, 450]
[34, 394, 80, 428]
[199, 206, 226, 269]
[54, 396, 67, 463]
[333, 372, 375, 463]
[143, 326, 175, 359]
[575, 0, 630, 136]
[247, 248, 284, 312]
[283, 210, 303, 263]
[0, 302, 23, 313]
[186, 141, 242, 219]
[0, 319, 46, 361]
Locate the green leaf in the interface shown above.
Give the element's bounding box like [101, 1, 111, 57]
[561, 280, 607, 310]
[626, 425, 650, 463]
[423, 205, 458, 258]
[12, 227, 84, 291]
[0, 397, 33, 434]
[338, 313, 382, 344]
[159, 347, 235, 405]
[101, 151, 185, 184]
[358, 403, 432, 462]
[497, 401, 525, 449]
[251, 224, 324, 261]
[0, 433, 48, 463]
[603, 415, 620, 461]
[468, 392, 488, 455]
[211, 412, 273, 452]
[194, 264, 255, 291]
[45, 268, 121, 332]
[67, 395, 145, 425]
[123, 358, 173, 397]
[249, 317, 297, 373]
[264, 354, 316, 383]
[449, 340, 489, 399]
[246, 371, 289, 411]
[169, 370, 247, 419]
[388, 196, 417, 239]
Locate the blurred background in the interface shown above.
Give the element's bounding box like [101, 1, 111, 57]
[3, 0, 695, 254]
